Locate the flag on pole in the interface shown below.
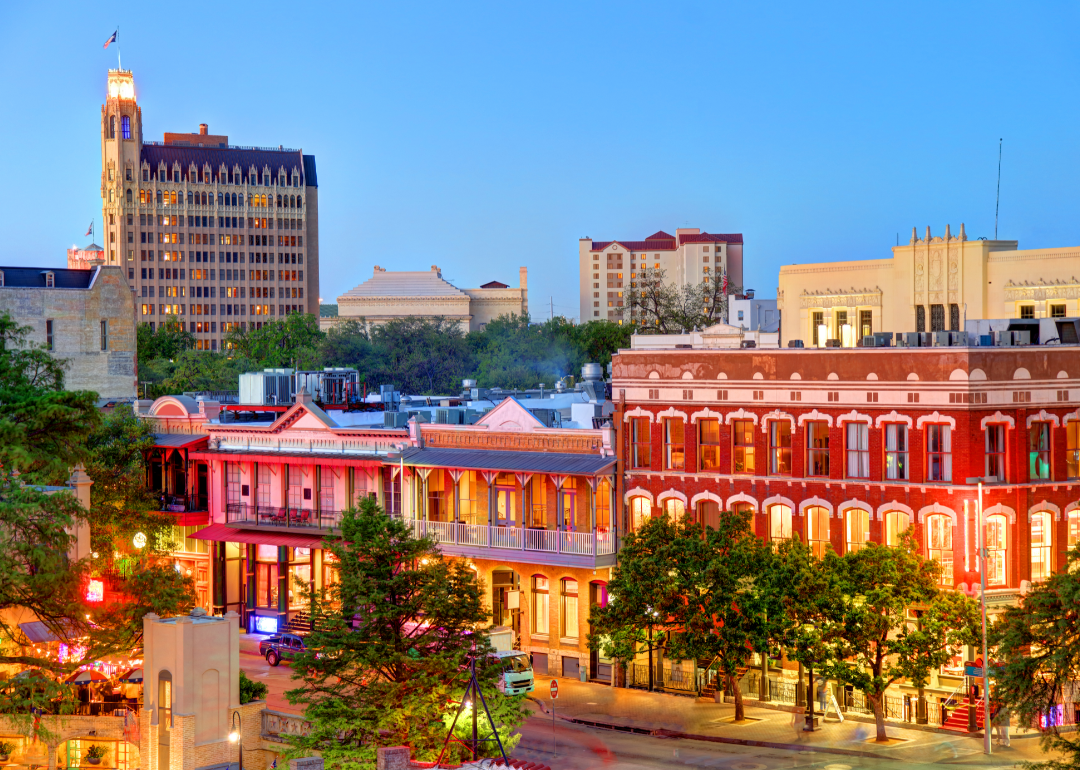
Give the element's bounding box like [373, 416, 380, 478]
[85, 222, 94, 237]
[104, 30, 117, 49]
[721, 270, 728, 296]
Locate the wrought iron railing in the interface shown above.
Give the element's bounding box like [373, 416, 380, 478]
[408, 519, 617, 558]
[226, 502, 341, 531]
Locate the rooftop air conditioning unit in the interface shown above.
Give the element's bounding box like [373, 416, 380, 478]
[825, 339, 841, 348]
[933, 331, 951, 347]
[992, 330, 1011, 346]
[740, 340, 757, 349]
[861, 336, 878, 347]
[787, 339, 805, 348]
[874, 332, 893, 347]
[1013, 330, 1031, 346]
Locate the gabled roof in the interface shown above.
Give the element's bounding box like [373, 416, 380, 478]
[480, 280, 509, 289]
[267, 397, 339, 431]
[645, 230, 674, 240]
[0, 266, 94, 289]
[338, 269, 468, 299]
[473, 397, 545, 430]
[679, 232, 744, 245]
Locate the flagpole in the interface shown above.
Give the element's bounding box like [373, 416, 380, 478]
[117, 25, 121, 70]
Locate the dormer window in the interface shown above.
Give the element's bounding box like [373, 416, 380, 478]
[44, 272, 55, 288]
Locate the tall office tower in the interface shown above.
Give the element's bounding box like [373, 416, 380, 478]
[101, 69, 320, 351]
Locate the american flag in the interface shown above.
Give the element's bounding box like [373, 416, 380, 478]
[721, 271, 728, 296]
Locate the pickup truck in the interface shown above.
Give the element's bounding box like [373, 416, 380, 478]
[259, 632, 307, 666]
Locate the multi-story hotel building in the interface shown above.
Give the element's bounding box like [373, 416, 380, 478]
[778, 224, 1080, 346]
[611, 338, 1079, 707]
[100, 69, 319, 351]
[578, 228, 744, 323]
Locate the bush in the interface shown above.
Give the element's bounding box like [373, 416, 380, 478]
[239, 669, 268, 704]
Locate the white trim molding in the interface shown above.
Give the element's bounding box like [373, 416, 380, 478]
[690, 491, 724, 509]
[839, 499, 874, 520]
[1065, 501, 1080, 518]
[624, 487, 654, 505]
[657, 489, 688, 506]
[874, 411, 913, 429]
[723, 408, 759, 426]
[799, 496, 835, 518]
[837, 410, 873, 427]
[690, 407, 725, 424]
[980, 411, 1015, 430]
[918, 502, 958, 526]
[877, 500, 915, 523]
[725, 492, 759, 511]
[1063, 410, 1080, 427]
[915, 411, 957, 430]
[759, 410, 796, 434]
[623, 407, 655, 423]
[656, 407, 690, 422]
[762, 494, 796, 512]
[1026, 409, 1061, 428]
[1028, 501, 1061, 522]
[983, 503, 1017, 525]
[796, 409, 834, 428]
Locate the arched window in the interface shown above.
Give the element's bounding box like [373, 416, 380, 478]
[121, 115, 131, 139]
[806, 505, 830, 558]
[1068, 510, 1080, 549]
[561, 578, 579, 639]
[1030, 511, 1052, 582]
[846, 508, 870, 553]
[290, 194, 296, 208]
[768, 504, 792, 543]
[125, 188, 132, 203]
[697, 500, 720, 530]
[239, 194, 244, 206]
[231, 193, 237, 207]
[156, 190, 162, 205]
[629, 497, 651, 531]
[884, 511, 910, 546]
[531, 575, 549, 635]
[663, 497, 685, 520]
[927, 514, 953, 585]
[187, 191, 193, 204]
[218, 193, 224, 206]
[297, 195, 302, 208]
[277, 194, 282, 207]
[986, 514, 1007, 587]
[109, 116, 115, 138]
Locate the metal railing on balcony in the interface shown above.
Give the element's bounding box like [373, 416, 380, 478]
[408, 519, 618, 558]
[226, 503, 342, 531]
[157, 493, 209, 512]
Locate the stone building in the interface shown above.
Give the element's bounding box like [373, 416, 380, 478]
[0, 264, 136, 401]
[99, 68, 320, 352]
[578, 227, 745, 323]
[328, 265, 528, 332]
[778, 224, 1080, 346]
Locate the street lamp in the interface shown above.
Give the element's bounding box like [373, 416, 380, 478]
[229, 710, 243, 770]
[966, 476, 995, 756]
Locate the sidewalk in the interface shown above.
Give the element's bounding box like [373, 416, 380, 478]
[529, 675, 1054, 766]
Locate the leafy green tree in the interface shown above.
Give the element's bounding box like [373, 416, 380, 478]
[818, 533, 980, 742]
[239, 670, 269, 704]
[368, 317, 474, 394]
[320, 319, 373, 370]
[468, 315, 578, 389]
[225, 314, 325, 369]
[136, 322, 195, 368]
[140, 349, 256, 398]
[989, 549, 1080, 770]
[567, 320, 632, 369]
[284, 499, 525, 768]
[621, 268, 741, 333]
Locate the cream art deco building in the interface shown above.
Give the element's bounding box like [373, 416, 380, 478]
[99, 69, 319, 351]
[778, 224, 1080, 346]
[328, 265, 528, 332]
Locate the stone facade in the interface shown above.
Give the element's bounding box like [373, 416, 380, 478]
[0, 264, 136, 401]
[777, 224, 1080, 345]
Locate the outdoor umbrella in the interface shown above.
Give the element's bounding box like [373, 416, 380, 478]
[65, 670, 108, 684]
[118, 668, 143, 683]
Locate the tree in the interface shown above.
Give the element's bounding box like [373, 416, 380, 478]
[136, 322, 194, 368]
[140, 349, 255, 398]
[368, 317, 474, 394]
[567, 320, 633, 370]
[225, 314, 325, 369]
[284, 499, 525, 768]
[320, 319, 373, 370]
[989, 548, 1080, 770]
[620, 268, 742, 333]
[468, 315, 578, 390]
[818, 533, 980, 742]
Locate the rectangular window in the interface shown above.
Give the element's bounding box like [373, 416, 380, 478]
[845, 422, 869, 478]
[811, 311, 823, 346]
[698, 418, 721, 472]
[100, 320, 108, 351]
[45, 320, 54, 350]
[732, 419, 755, 474]
[1050, 303, 1067, 318]
[1029, 422, 1051, 480]
[884, 424, 908, 480]
[1068, 423, 1080, 480]
[926, 424, 952, 482]
[859, 309, 872, 342]
[630, 417, 651, 469]
[985, 424, 1006, 480]
[807, 422, 830, 477]
[562, 579, 578, 639]
[532, 576, 549, 635]
[1020, 305, 1035, 319]
[928, 515, 954, 586]
[769, 421, 792, 475]
[931, 303, 945, 331]
[663, 419, 685, 471]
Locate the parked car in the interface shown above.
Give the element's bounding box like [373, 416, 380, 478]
[259, 633, 307, 666]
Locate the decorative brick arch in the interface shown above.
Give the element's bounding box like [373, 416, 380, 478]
[759, 409, 795, 433]
[981, 411, 1016, 430]
[657, 489, 688, 506]
[623, 407, 655, 423]
[762, 494, 795, 511]
[917, 502, 958, 525]
[1028, 500, 1061, 522]
[799, 496, 834, 518]
[983, 503, 1016, 525]
[1026, 409, 1061, 428]
[877, 500, 915, 523]
[837, 411, 872, 426]
[690, 407, 724, 424]
[1064, 410, 1080, 427]
[874, 410, 913, 428]
[916, 412, 956, 430]
[656, 407, 689, 421]
[624, 487, 654, 505]
[723, 408, 759, 425]
[691, 491, 724, 508]
[1065, 501, 1080, 519]
[725, 492, 759, 511]
[796, 409, 833, 427]
[838, 498, 873, 520]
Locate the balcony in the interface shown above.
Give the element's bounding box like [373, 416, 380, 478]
[406, 519, 618, 568]
[225, 502, 342, 533]
[157, 493, 208, 513]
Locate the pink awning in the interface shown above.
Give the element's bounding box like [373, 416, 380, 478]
[190, 523, 328, 549]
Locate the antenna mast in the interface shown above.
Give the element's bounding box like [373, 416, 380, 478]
[994, 138, 1003, 240]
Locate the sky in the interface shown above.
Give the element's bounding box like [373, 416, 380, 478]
[2, 2, 1080, 321]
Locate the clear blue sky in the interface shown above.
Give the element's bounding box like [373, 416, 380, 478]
[2, 2, 1079, 320]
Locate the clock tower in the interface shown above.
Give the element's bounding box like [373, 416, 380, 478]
[101, 69, 142, 265]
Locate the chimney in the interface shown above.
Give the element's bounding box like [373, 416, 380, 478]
[199, 124, 208, 135]
[519, 266, 528, 290]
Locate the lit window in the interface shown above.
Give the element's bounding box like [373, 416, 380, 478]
[663, 418, 684, 471]
[732, 419, 755, 473]
[698, 418, 721, 472]
[884, 511, 910, 546]
[846, 508, 870, 553]
[769, 421, 792, 475]
[807, 422, 830, 477]
[532, 576, 549, 635]
[986, 514, 1007, 586]
[986, 424, 1007, 480]
[663, 497, 685, 520]
[806, 505, 830, 558]
[926, 425, 952, 482]
[629, 497, 651, 531]
[1029, 422, 1051, 480]
[927, 514, 953, 585]
[1030, 511, 1052, 582]
[561, 579, 579, 639]
[769, 504, 792, 543]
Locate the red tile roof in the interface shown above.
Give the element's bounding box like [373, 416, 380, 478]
[480, 280, 509, 289]
[645, 230, 674, 240]
[590, 229, 743, 251]
[679, 232, 744, 245]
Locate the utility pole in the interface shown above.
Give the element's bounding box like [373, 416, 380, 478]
[550, 295, 553, 321]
